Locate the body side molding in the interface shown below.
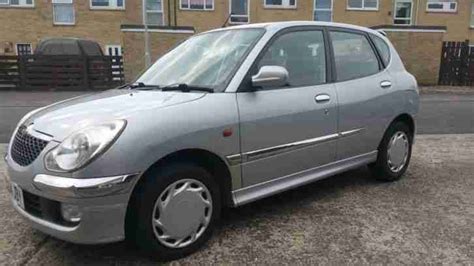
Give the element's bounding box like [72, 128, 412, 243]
[226, 128, 364, 166]
[231, 150, 377, 206]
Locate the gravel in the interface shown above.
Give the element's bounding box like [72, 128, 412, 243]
[0, 134, 473, 265]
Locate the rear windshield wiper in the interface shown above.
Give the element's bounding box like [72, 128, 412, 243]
[128, 82, 161, 90]
[161, 83, 214, 93]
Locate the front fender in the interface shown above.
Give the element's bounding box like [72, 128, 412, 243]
[72, 93, 241, 183]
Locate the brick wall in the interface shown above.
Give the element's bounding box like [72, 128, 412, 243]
[0, 0, 463, 85]
[333, 0, 474, 42]
[333, 0, 392, 26]
[386, 30, 444, 85]
[249, 1, 313, 23]
[417, 0, 472, 41]
[0, 1, 126, 54]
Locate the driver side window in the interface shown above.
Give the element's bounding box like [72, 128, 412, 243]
[257, 30, 327, 88]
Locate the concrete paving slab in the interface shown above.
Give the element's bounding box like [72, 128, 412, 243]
[0, 134, 473, 264]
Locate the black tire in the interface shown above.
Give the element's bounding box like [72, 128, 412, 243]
[370, 121, 413, 181]
[125, 162, 221, 261]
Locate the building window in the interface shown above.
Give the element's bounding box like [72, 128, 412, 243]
[426, 0, 457, 13]
[314, 0, 332, 21]
[16, 43, 32, 55]
[90, 0, 124, 9]
[347, 0, 378, 10]
[230, 0, 249, 24]
[105, 45, 122, 56]
[106, 45, 123, 81]
[0, 0, 34, 7]
[394, 0, 412, 25]
[146, 0, 163, 25]
[53, 0, 75, 25]
[181, 0, 213, 10]
[264, 0, 296, 9]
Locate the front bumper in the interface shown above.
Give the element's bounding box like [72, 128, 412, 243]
[5, 155, 139, 244]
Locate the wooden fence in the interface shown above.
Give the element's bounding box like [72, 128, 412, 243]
[438, 40, 474, 86]
[0, 55, 124, 90]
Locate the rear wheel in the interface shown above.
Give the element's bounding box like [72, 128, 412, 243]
[126, 163, 221, 261]
[370, 122, 413, 181]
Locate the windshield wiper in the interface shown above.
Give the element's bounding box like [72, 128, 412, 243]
[128, 82, 161, 90]
[161, 83, 214, 93]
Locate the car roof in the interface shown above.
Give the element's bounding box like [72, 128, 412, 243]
[209, 21, 382, 36]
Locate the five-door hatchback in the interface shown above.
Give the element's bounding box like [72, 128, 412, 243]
[5, 22, 419, 260]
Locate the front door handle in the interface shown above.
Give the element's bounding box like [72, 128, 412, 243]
[315, 94, 330, 103]
[380, 80, 392, 88]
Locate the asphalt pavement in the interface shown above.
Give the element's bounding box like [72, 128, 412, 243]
[0, 90, 473, 143]
[1, 134, 473, 264]
[417, 93, 474, 134]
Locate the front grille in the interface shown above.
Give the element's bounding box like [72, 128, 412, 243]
[10, 126, 49, 166]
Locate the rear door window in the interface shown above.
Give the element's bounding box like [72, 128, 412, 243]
[330, 31, 380, 82]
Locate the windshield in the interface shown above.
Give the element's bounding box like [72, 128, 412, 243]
[136, 28, 265, 92]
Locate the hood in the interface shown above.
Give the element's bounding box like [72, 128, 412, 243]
[26, 89, 205, 141]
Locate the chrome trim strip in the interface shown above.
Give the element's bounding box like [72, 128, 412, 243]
[33, 174, 139, 198]
[231, 150, 378, 206]
[225, 128, 364, 166]
[226, 154, 243, 166]
[28, 128, 54, 142]
[245, 133, 339, 162]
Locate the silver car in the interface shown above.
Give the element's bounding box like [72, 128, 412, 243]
[4, 22, 419, 260]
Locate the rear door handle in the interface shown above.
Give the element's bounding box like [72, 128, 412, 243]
[315, 94, 330, 103]
[380, 80, 392, 88]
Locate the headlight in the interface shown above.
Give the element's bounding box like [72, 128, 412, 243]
[44, 120, 126, 172]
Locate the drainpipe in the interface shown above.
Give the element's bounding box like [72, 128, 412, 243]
[174, 0, 178, 26]
[415, 0, 420, 25]
[142, 0, 151, 68]
[168, 0, 171, 26]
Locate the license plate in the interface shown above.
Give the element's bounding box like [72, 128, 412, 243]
[11, 183, 25, 210]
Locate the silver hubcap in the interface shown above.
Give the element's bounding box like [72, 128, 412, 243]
[152, 179, 212, 248]
[387, 131, 409, 173]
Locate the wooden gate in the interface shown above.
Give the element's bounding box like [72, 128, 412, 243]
[0, 55, 124, 90]
[438, 40, 474, 86]
[0, 56, 20, 89]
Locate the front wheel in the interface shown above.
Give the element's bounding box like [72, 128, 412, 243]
[370, 122, 413, 181]
[126, 163, 221, 261]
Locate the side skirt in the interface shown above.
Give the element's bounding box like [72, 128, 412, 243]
[231, 151, 378, 207]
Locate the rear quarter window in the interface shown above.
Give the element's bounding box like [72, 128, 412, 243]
[370, 34, 391, 67]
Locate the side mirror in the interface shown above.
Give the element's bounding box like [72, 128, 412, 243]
[251, 65, 289, 88]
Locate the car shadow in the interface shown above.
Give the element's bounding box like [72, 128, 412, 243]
[42, 166, 382, 264]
